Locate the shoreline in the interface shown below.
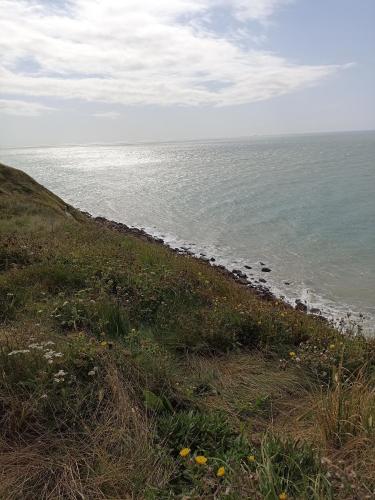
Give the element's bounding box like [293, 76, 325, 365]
[87, 212, 331, 320]
[80, 209, 375, 336]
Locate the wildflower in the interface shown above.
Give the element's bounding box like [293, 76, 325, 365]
[28, 343, 43, 350]
[216, 466, 225, 477]
[247, 455, 256, 463]
[54, 369, 67, 378]
[329, 344, 335, 350]
[88, 367, 98, 376]
[195, 455, 207, 465]
[279, 493, 288, 500]
[8, 349, 30, 356]
[289, 351, 296, 358]
[40, 394, 48, 399]
[179, 447, 191, 458]
[100, 341, 107, 347]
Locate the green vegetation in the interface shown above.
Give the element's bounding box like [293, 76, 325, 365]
[0, 162, 374, 499]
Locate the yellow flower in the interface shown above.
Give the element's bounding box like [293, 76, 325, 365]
[195, 455, 207, 465]
[247, 455, 256, 463]
[100, 341, 107, 347]
[279, 492, 288, 500]
[179, 447, 190, 458]
[216, 466, 225, 477]
[289, 351, 296, 357]
[329, 344, 335, 350]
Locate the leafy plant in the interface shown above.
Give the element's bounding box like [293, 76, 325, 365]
[257, 434, 332, 499]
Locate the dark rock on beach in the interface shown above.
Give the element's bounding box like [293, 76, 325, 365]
[236, 277, 249, 285]
[261, 267, 271, 273]
[295, 300, 308, 312]
[233, 269, 247, 279]
[310, 308, 321, 315]
[244, 265, 252, 269]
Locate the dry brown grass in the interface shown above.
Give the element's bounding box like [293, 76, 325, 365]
[0, 361, 173, 500]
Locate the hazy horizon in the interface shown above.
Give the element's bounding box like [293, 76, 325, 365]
[1, 128, 374, 151]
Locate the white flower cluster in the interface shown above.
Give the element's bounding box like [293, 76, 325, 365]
[43, 349, 63, 364]
[54, 369, 68, 383]
[88, 366, 99, 376]
[8, 341, 63, 365]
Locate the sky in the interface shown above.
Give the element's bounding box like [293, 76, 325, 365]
[0, 0, 374, 147]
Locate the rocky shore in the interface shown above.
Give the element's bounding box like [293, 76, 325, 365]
[88, 213, 320, 315]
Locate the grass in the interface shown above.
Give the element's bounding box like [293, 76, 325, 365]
[0, 162, 374, 498]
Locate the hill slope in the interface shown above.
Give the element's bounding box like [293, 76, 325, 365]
[0, 163, 374, 499]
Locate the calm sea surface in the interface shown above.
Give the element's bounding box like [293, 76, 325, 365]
[1, 131, 374, 333]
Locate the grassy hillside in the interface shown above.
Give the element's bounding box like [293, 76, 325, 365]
[0, 162, 374, 499]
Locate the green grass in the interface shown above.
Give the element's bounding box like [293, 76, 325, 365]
[0, 162, 374, 499]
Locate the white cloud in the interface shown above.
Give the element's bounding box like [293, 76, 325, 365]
[0, 98, 55, 116]
[0, 0, 345, 108]
[93, 111, 120, 119]
[226, 0, 293, 21]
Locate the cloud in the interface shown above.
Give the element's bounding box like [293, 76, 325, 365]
[0, 98, 56, 116]
[0, 0, 345, 108]
[92, 111, 120, 119]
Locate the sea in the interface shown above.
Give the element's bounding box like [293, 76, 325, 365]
[1, 130, 374, 334]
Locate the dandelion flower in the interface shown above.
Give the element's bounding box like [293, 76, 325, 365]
[247, 455, 256, 463]
[100, 341, 107, 347]
[329, 344, 335, 350]
[179, 448, 191, 458]
[279, 492, 288, 500]
[216, 466, 225, 477]
[195, 455, 207, 465]
[289, 351, 296, 358]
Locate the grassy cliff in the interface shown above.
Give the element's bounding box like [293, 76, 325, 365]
[0, 163, 374, 499]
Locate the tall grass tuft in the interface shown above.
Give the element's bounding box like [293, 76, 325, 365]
[315, 359, 375, 447]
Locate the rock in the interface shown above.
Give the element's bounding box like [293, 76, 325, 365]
[244, 265, 252, 269]
[259, 278, 267, 283]
[310, 308, 321, 315]
[284, 282, 290, 286]
[295, 301, 307, 312]
[236, 278, 248, 285]
[233, 269, 247, 279]
[260, 262, 265, 265]
[261, 267, 271, 273]
[210, 257, 216, 262]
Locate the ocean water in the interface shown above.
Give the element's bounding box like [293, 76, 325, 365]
[1, 131, 374, 333]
